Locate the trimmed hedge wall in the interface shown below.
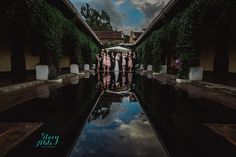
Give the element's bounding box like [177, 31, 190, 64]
[136, 0, 236, 78]
[8, 0, 99, 78]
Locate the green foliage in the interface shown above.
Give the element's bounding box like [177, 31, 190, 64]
[27, 1, 64, 61]
[81, 38, 99, 65]
[11, 0, 65, 78]
[176, 0, 235, 78]
[9, 0, 100, 79]
[81, 3, 113, 31]
[136, 27, 168, 72]
[136, 0, 236, 78]
[151, 27, 168, 72]
[89, 40, 99, 63]
[143, 37, 153, 67]
[136, 38, 153, 68]
[136, 42, 145, 64]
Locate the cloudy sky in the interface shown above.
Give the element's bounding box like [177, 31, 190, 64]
[70, 0, 170, 34]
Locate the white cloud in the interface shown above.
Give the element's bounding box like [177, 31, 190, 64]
[131, 0, 170, 27]
[91, 102, 125, 126]
[115, 0, 126, 6]
[71, 0, 170, 33]
[72, 0, 127, 28]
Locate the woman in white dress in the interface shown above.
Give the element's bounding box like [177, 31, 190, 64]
[114, 53, 120, 72]
[122, 53, 127, 73]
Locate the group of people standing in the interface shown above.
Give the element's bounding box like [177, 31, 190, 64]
[96, 49, 136, 73]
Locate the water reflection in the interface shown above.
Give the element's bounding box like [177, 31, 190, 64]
[69, 73, 168, 157]
[96, 72, 133, 93]
[2, 76, 100, 157]
[134, 75, 236, 157]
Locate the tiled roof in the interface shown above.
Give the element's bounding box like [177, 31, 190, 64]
[133, 32, 143, 39]
[95, 31, 124, 40]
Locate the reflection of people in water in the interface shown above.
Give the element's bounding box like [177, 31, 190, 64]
[102, 73, 111, 90]
[122, 52, 127, 73]
[128, 72, 133, 85]
[96, 72, 133, 93]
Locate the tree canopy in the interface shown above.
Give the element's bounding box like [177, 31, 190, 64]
[80, 3, 113, 31]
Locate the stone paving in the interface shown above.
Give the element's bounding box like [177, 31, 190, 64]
[0, 73, 77, 94]
[153, 74, 236, 110]
[0, 73, 85, 112]
[0, 122, 43, 157]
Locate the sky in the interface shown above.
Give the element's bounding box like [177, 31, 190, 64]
[70, 0, 170, 34]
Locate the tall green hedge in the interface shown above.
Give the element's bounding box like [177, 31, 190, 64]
[136, 0, 236, 78]
[9, 0, 99, 79]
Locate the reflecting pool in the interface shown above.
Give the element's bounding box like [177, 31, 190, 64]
[69, 90, 168, 157]
[2, 72, 236, 157]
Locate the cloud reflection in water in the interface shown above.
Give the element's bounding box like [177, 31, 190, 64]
[69, 94, 168, 157]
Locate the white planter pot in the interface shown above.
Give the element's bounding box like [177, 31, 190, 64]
[140, 64, 144, 70]
[70, 64, 79, 74]
[160, 65, 167, 74]
[189, 67, 203, 81]
[176, 78, 192, 84]
[84, 64, 90, 71]
[92, 64, 96, 70]
[147, 65, 153, 72]
[36, 65, 49, 80]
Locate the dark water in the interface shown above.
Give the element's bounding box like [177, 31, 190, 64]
[2, 72, 236, 157]
[3, 76, 100, 157]
[135, 75, 236, 157]
[69, 92, 168, 157]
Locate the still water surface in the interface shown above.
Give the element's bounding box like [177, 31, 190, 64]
[2, 72, 236, 157]
[69, 90, 168, 157]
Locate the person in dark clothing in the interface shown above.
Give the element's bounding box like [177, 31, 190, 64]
[125, 53, 129, 71]
[110, 52, 115, 72]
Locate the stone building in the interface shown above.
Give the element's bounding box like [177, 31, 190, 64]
[129, 31, 142, 44]
[95, 31, 124, 46]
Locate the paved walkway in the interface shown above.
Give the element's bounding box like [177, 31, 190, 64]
[153, 74, 236, 110]
[0, 74, 84, 112]
[0, 122, 43, 157]
[0, 74, 35, 88]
